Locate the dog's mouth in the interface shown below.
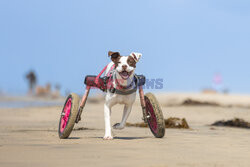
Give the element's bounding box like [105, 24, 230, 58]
[119, 71, 133, 80]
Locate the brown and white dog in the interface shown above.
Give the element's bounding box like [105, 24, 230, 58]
[103, 51, 142, 140]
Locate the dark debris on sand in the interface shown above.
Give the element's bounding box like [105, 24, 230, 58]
[126, 117, 189, 129]
[165, 117, 189, 129]
[212, 118, 250, 129]
[73, 127, 95, 131]
[182, 98, 219, 107]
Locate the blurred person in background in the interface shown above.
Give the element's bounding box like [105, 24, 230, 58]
[25, 70, 37, 95]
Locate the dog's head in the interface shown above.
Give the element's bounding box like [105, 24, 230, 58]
[108, 51, 142, 80]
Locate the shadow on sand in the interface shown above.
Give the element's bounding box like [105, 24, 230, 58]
[114, 136, 149, 140]
[91, 136, 149, 140]
[66, 137, 81, 140]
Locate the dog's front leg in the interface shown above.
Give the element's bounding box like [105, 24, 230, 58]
[113, 105, 132, 130]
[103, 103, 113, 140]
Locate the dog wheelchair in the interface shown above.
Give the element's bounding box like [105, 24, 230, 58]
[58, 74, 165, 139]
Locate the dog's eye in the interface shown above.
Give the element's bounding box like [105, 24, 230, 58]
[127, 59, 136, 67]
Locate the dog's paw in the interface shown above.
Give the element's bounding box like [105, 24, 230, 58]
[113, 123, 125, 130]
[103, 135, 113, 140]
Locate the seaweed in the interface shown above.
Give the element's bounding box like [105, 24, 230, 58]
[126, 117, 189, 129]
[212, 118, 250, 129]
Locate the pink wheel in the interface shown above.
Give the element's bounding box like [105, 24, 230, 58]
[58, 93, 80, 139]
[144, 93, 165, 138]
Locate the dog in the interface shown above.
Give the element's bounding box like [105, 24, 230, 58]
[103, 51, 142, 140]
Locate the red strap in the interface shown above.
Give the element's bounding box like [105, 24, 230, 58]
[95, 65, 108, 86]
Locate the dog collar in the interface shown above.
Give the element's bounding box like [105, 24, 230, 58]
[114, 87, 137, 95]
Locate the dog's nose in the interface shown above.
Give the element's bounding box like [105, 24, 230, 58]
[122, 65, 127, 70]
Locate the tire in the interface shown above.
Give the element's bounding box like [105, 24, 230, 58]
[144, 93, 165, 138]
[58, 93, 80, 139]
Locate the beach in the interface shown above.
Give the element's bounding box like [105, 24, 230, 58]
[0, 93, 250, 167]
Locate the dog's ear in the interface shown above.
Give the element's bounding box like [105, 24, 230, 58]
[130, 52, 142, 63]
[108, 51, 121, 63]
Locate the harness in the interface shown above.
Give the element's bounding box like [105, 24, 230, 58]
[84, 64, 145, 95]
[91, 64, 145, 95]
[108, 72, 138, 95]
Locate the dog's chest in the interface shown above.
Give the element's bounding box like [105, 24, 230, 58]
[106, 92, 136, 105]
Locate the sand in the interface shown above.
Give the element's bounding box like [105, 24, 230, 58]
[1, 95, 250, 167]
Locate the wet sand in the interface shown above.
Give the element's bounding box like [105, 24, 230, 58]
[1, 97, 250, 167]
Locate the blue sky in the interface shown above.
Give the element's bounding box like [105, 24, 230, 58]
[0, 0, 250, 95]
